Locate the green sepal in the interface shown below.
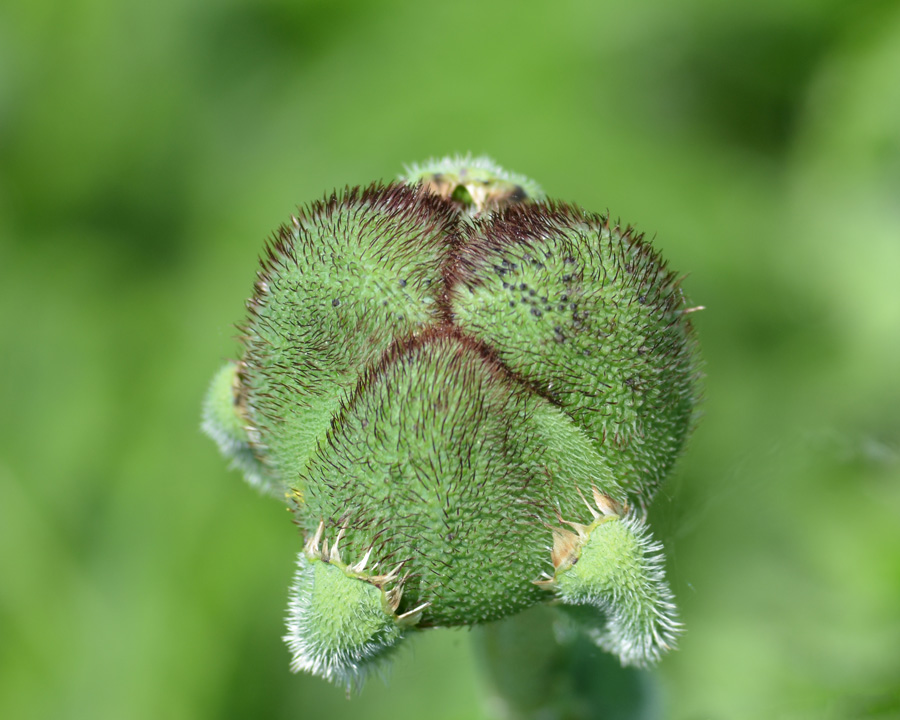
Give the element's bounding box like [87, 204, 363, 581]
[548, 513, 682, 667]
[237, 184, 454, 500]
[201, 362, 279, 495]
[283, 532, 422, 689]
[452, 204, 701, 510]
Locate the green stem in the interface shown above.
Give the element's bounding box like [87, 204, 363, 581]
[472, 605, 662, 720]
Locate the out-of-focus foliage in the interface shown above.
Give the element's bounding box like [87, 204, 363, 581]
[1, 1, 897, 719]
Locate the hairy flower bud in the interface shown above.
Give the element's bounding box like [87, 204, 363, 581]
[203, 156, 701, 688]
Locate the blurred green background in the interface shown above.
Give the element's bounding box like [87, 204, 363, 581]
[2, 0, 899, 718]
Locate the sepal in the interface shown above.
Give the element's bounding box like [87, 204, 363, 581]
[540, 496, 682, 666]
[283, 525, 425, 689]
[201, 362, 279, 495]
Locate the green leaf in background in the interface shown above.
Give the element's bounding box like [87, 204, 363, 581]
[1, 1, 897, 719]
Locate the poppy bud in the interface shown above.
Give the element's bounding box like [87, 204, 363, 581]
[203, 156, 701, 688]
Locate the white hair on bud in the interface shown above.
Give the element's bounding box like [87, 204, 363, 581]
[283, 551, 406, 690]
[556, 512, 683, 667]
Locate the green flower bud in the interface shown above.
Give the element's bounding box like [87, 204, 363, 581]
[202, 156, 701, 688]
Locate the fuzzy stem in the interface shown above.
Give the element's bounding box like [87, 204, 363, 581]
[472, 605, 662, 720]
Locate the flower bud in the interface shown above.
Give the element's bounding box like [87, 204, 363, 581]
[203, 156, 701, 687]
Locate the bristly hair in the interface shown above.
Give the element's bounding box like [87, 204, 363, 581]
[253, 181, 458, 295]
[449, 200, 660, 294]
[283, 551, 406, 691]
[558, 512, 683, 667]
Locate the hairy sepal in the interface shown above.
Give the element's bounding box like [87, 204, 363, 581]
[551, 513, 682, 667]
[452, 204, 701, 510]
[284, 550, 413, 690]
[201, 362, 279, 495]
